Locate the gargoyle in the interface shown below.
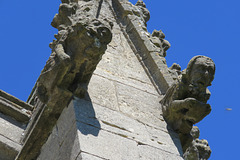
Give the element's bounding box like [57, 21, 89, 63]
[35, 0, 113, 104]
[160, 55, 215, 152]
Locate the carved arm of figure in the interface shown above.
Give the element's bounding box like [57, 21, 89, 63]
[165, 97, 211, 134]
[36, 43, 71, 103]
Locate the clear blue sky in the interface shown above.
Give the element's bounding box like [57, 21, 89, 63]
[0, 0, 239, 159]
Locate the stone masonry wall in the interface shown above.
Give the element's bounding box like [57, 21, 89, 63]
[0, 1, 214, 160]
[37, 1, 184, 159]
[0, 89, 33, 160]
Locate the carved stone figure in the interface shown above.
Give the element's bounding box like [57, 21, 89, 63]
[160, 55, 215, 152]
[18, 1, 113, 158]
[150, 30, 171, 57]
[36, 0, 113, 103]
[135, 0, 150, 26]
[184, 126, 211, 160]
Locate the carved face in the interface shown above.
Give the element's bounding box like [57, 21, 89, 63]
[189, 57, 215, 88]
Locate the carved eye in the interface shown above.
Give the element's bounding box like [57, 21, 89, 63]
[180, 108, 189, 114]
[97, 27, 112, 44]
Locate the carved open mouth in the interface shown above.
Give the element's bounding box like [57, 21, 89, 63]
[192, 77, 207, 87]
[196, 78, 206, 86]
[186, 119, 195, 126]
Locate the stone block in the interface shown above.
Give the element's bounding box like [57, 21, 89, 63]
[127, 15, 144, 32]
[55, 122, 80, 160]
[73, 98, 101, 136]
[94, 37, 158, 95]
[88, 75, 119, 111]
[37, 127, 61, 160]
[37, 103, 77, 160]
[0, 113, 25, 143]
[0, 96, 30, 123]
[54, 101, 76, 142]
[38, 104, 80, 160]
[144, 124, 183, 155]
[73, 98, 181, 155]
[76, 121, 139, 160]
[76, 119, 183, 159]
[138, 145, 184, 160]
[0, 134, 21, 160]
[126, 15, 160, 53]
[78, 153, 105, 160]
[0, 89, 33, 111]
[93, 69, 158, 95]
[115, 82, 165, 128]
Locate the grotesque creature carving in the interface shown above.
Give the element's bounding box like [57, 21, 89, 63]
[36, 0, 113, 103]
[160, 56, 215, 153]
[135, 0, 150, 26]
[184, 126, 211, 160]
[150, 30, 171, 57]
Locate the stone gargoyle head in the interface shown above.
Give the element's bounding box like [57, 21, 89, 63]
[182, 55, 215, 102]
[160, 55, 215, 152]
[161, 55, 215, 135]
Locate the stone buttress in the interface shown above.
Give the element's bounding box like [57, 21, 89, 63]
[0, 0, 214, 160]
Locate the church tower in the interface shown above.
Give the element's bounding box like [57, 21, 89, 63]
[0, 0, 214, 159]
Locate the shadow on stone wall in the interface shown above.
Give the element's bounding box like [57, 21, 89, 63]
[166, 124, 184, 157]
[57, 123, 81, 160]
[0, 112, 26, 130]
[73, 94, 101, 136]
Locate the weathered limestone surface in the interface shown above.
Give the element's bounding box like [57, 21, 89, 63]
[74, 98, 181, 155]
[111, 0, 175, 92]
[0, 0, 213, 160]
[36, 1, 184, 159]
[0, 113, 25, 143]
[0, 134, 22, 160]
[93, 25, 159, 95]
[80, 153, 105, 160]
[0, 91, 30, 160]
[0, 90, 32, 123]
[16, 0, 113, 159]
[38, 96, 183, 160]
[37, 101, 80, 160]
